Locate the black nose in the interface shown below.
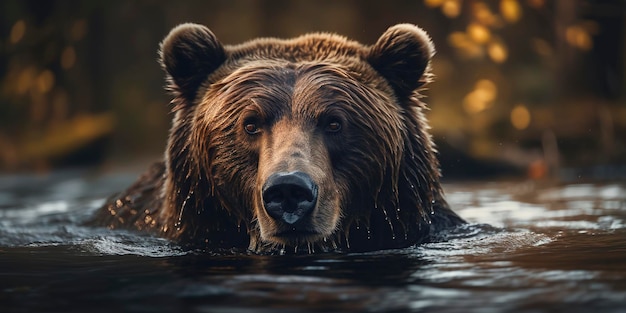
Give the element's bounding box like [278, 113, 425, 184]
[262, 171, 318, 225]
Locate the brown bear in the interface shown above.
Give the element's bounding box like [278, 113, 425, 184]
[92, 23, 465, 253]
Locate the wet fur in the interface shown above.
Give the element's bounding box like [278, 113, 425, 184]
[91, 23, 465, 253]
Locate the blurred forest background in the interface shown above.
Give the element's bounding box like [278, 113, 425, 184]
[1, 0, 624, 181]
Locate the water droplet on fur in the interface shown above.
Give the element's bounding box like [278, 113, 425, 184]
[323, 237, 327, 243]
[404, 232, 408, 240]
[410, 184, 415, 189]
[392, 235, 396, 240]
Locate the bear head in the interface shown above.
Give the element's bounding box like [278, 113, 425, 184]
[158, 23, 448, 253]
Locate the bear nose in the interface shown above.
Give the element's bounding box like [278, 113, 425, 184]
[262, 171, 318, 225]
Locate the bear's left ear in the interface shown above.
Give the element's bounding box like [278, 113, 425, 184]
[160, 23, 227, 102]
[367, 24, 435, 98]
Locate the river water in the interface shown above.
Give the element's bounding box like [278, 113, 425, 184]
[1, 169, 625, 312]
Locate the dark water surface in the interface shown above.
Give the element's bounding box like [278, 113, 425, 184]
[1, 170, 625, 312]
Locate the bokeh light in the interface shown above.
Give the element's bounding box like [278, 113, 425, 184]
[463, 79, 498, 114]
[488, 40, 508, 63]
[500, 0, 522, 23]
[511, 105, 531, 130]
[10, 20, 26, 44]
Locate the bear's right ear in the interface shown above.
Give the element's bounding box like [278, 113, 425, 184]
[160, 23, 226, 102]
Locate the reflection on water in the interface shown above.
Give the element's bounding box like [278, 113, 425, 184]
[1, 170, 625, 312]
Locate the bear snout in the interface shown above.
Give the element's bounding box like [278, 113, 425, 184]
[262, 171, 318, 226]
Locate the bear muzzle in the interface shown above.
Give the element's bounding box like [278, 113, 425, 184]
[262, 171, 318, 228]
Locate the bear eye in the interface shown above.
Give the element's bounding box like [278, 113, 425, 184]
[244, 121, 261, 135]
[325, 120, 342, 133]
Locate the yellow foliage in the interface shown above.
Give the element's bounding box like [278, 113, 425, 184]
[467, 23, 491, 44]
[21, 113, 115, 160]
[464, 91, 489, 114]
[442, 0, 461, 18]
[36, 70, 55, 94]
[16, 66, 37, 95]
[463, 79, 498, 114]
[501, 0, 522, 23]
[448, 31, 469, 47]
[511, 105, 531, 130]
[10, 20, 26, 44]
[566, 25, 593, 51]
[448, 31, 483, 58]
[475, 79, 497, 101]
[424, 0, 460, 18]
[473, 2, 499, 26]
[488, 40, 508, 63]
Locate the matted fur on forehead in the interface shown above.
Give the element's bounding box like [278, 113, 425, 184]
[194, 59, 402, 123]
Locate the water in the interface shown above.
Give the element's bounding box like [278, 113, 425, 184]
[1, 170, 625, 313]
